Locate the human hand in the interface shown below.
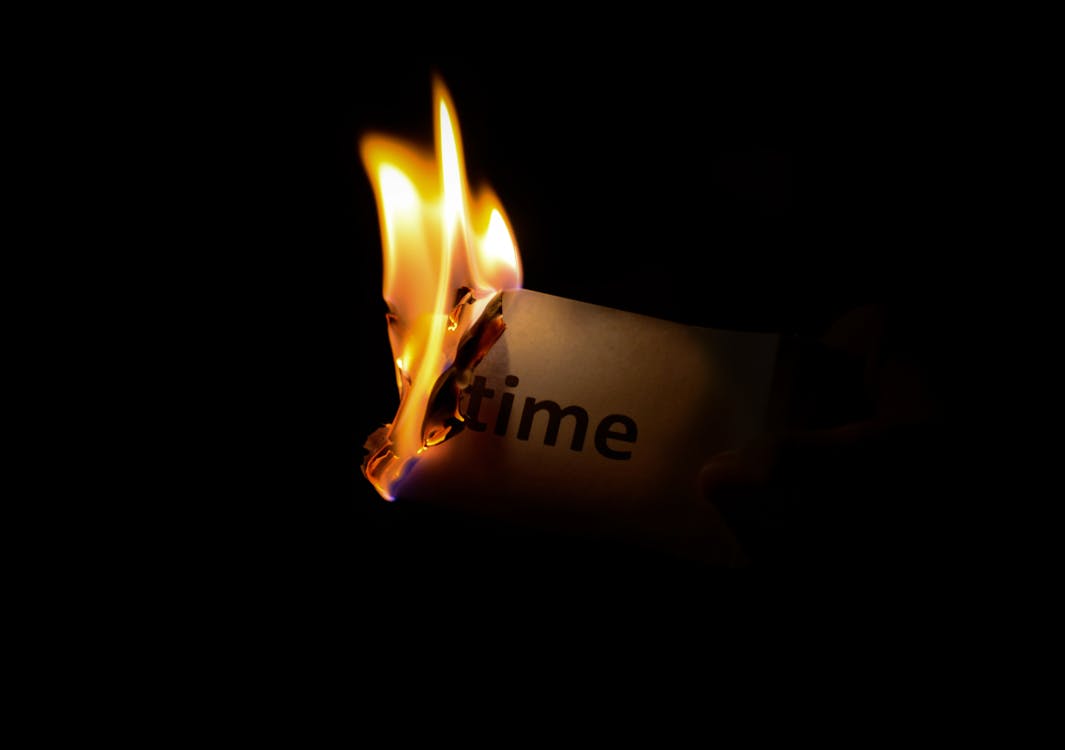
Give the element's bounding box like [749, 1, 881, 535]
[698, 304, 947, 569]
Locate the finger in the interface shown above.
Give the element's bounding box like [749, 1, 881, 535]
[697, 450, 742, 497]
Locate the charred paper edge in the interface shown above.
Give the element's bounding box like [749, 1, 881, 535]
[360, 291, 508, 497]
[421, 291, 506, 446]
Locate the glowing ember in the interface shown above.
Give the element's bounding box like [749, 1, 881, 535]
[360, 78, 522, 500]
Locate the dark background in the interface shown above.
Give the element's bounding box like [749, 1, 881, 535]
[231, 53, 970, 584]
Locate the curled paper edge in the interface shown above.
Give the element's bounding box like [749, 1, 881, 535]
[361, 292, 509, 498]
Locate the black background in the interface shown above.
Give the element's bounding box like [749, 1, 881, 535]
[225, 52, 972, 585]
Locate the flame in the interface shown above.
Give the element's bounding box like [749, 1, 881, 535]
[360, 77, 522, 500]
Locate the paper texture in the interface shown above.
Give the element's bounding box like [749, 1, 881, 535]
[394, 289, 780, 562]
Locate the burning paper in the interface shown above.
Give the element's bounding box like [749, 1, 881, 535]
[359, 78, 522, 499]
[396, 289, 779, 562]
[358, 78, 780, 561]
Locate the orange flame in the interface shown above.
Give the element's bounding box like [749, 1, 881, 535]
[360, 77, 522, 500]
